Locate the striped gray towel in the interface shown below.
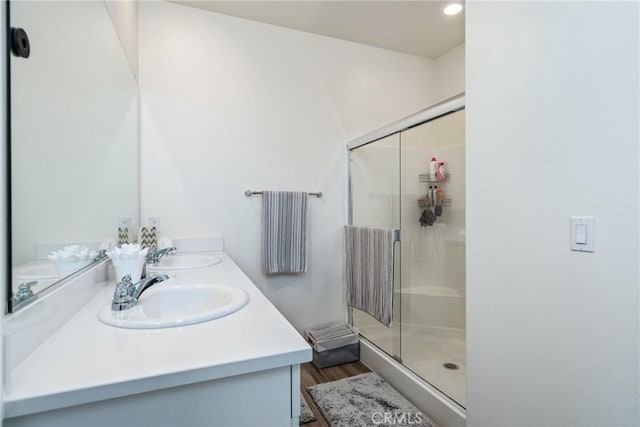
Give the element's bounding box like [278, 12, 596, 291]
[263, 191, 309, 274]
[345, 226, 395, 326]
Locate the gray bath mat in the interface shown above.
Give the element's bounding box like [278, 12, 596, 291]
[307, 372, 437, 427]
[300, 393, 316, 424]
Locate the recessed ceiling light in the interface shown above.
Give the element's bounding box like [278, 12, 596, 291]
[443, 3, 463, 16]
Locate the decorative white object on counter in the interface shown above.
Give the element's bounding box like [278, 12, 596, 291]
[139, 227, 157, 250]
[106, 243, 148, 282]
[48, 245, 93, 278]
[99, 239, 118, 250]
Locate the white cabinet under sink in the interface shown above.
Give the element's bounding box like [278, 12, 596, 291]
[6, 366, 300, 427]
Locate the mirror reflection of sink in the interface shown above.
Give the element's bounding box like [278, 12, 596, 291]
[13, 260, 59, 293]
[98, 282, 249, 329]
[14, 260, 58, 281]
[146, 253, 223, 271]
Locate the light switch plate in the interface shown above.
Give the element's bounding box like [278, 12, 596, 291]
[571, 216, 594, 252]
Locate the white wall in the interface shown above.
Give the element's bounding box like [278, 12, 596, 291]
[139, 1, 438, 332]
[434, 43, 465, 102]
[466, 2, 639, 425]
[105, 0, 139, 79]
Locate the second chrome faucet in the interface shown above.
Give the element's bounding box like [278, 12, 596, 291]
[111, 274, 169, 311]
[146, 247, 177, 265]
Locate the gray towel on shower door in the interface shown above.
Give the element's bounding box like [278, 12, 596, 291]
[345, 226, 395, 326]
[262, 191, 308, 274]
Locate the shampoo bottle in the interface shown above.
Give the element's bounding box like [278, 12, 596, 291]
[436, 162, 446, 181]
[429, 157, 438, 177]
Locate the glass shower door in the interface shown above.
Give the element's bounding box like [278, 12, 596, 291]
[348, 106, 466, 409]
[400, 109, 466, 406]
[349, 132, 401, 359]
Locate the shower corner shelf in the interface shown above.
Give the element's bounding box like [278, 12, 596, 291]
[419, 173, 449, 183]
[417, 197, 452, 208]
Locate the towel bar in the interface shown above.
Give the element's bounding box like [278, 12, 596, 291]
[244, 190, 323, 198]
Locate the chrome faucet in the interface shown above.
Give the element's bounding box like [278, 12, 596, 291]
[146, 247, 177, 265]
[111, 274, 169, 311]
[12, 281, 36, 306]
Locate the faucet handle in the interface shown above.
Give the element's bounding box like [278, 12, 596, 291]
[112, 274, 135, 311]
[17, 281, 35, 298]
[12, 281, 36, 306]
[93, 249, 107, 262]
[116, 274, 133, 288]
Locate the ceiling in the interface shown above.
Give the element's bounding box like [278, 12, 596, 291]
[171, 1, 465, 59]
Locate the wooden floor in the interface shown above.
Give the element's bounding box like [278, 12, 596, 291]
[300, 361, 370, 427]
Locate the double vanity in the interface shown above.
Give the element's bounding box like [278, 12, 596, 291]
[4, 240, 312, 427]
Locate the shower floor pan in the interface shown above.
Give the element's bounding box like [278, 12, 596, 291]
[355, 323, 466, 407]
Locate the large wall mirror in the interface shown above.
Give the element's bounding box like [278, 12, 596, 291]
[8, 1, 139, 312]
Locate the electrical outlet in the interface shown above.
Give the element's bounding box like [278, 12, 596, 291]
[149, 217, 160, 232]
[118, 217, 132, 229]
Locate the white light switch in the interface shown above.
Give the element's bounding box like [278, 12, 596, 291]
[571, 216, 594, 252]
[575, 224, 587, 244]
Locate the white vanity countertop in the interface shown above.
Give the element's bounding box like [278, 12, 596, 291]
[4, 252, 312, 418]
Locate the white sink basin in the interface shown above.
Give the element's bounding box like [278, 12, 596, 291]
[146, 253, 223, 271]
[98, 282, 249, 329]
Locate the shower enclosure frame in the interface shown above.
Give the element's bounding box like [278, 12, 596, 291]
[346, 93, 466, 425]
